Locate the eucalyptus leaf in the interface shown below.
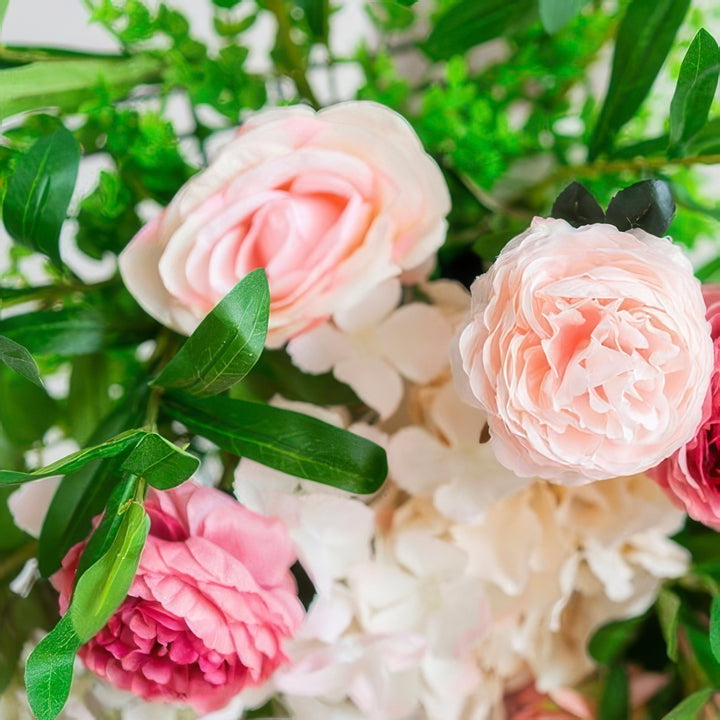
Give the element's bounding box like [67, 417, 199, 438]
[70, 499, 149, 642]
[153, 269, 269, 397]
[2, 126, 79, 264]
[588, 0, 691, 159]
[120, 432, 199, 490]
[164, 392, 388, 494]
[669, 29, 720, 150]
[551, 182, 605, 227]
[423, 0, 535, 60]
[0, 429, 145, 485]
[661, 688, 713, 719]
[657, 587, 681, 661]
[605, 179, 675, 236]
[598, 665, 629, 720]
[25, 614, 82, 720]
[0, 335, 43, 387]
[539, 0, 588, 34]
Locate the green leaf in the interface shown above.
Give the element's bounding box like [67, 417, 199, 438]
[588, 0, 691, 159]
[605, 179, 675, 236]
[0, 300, 156, 357]
[539, 0, 588, 34]
[422, 0, 536, 60]
[0, 428, 145, 485]
[710, 595, 720, 664]
[0, 55, 164, 121]
[67, 354, 114, 445]
[662, 688, 713, 719]
[551, 182, 605, 227]
[598, 665, 629, 720]
[0, 335, 43, 387]
[298, 0, 330, 42]
[589, 614, 645, 665]
[657, 587, 681, 661]
[70, 499, 149, 642]
[25, 614, 82, 720]
[120, 432, 199, 490]
[0, 366, 57, 448]
[0, 0, 9, 31]
[153, 269, 269, 397]
[683, 619, 720, 686]
[2, 126, 80, 264]
[669, 29, 720, 151]
[164, 392, 388, 494]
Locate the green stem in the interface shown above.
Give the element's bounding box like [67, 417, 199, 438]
[265, 0, 320, 108]
[0, 45, 123, 66]
[0, 541, 38, 583]
[554, 153, 720, 180]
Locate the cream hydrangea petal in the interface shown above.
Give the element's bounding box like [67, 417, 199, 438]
[334, 355, 403, 419]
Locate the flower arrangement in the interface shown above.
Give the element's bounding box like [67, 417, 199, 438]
[3, 1, 720, 719]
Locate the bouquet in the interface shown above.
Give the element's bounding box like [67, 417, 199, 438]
[2, 0, 720, 718]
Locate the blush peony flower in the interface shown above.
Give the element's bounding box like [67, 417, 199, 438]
[52, 482, 304, 714]
[452, 217, 713, 483]
[119, 101, 450, 347]
[649, 285, 720, 528]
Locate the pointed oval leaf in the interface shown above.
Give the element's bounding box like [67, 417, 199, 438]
[120, 432, 199, 490]
[539, 0, 588, 34]
[598, 665, 629, 720]
[153, 269, 269, 397]
[2, 126, 80, 264]
[588, 0, 691, 159]
[669, 29, 720, 150]
[164, 391, 388, 494]
[551, 182, 605, 227]
[657, 587, 682, 661]
[25, 614, 82, 720]
[605, 179, 675, 236]
[662, 688, 713, 719]
[0, 335, 44, 387]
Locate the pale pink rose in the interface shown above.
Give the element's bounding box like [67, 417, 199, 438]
[452, 217, 713, 484]
[119, 101, 450, 347]
[52, 482, 304, 713]
[649, 285, 720, 528]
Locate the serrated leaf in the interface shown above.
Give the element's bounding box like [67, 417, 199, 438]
[0, 335, 42, 387]
[588, 615, 645, 665]
[662, 688, 713, 719]
[164, 391, 388, 494]
[25, 614, 82, 720]
[588, 0, 691, 159]
[2, 127, 79, 264]
[153, 269, 269, 397]
[605, 179, 675, 236]
[539, 0, 588, 34]
[0, 428, 145, 485]
[551, 182, 605, 227]
[657, 587, 681, 661]
[669, 29, 720, 150]
[120, 432, 199, 490]
[422, 0, 535, 60]
[598, 665, 629, 720]
[69, 499, 149, 642]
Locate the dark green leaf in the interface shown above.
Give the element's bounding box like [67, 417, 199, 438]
[657, 587, 681, 661]
[164, 392, 388, 494]
[669, 29, 720, 151]
[422, 0, 536, 60]
[70, 499, 149, 642]
[0, 300, 156, 357]
[0, 366, 57, 448]
[0, 335, 43, 387]
[67, 354, 114, 445]
[605, 179, 675, 236]
[710, 595, 720, 664]
[598, 665, 629, 720]
[551, 182, 605, 227]
[0, 429, 145, 485]
[539, 0, 588, 34]
[0, 55, 163, 121]
[2, 127, 80, 264]
[120, 432, 199, 490]
[25, 614, 82, 720]
[661, 688, 713, 719]
[298, 0, 330, 42]
[683, 619, 720, 686]
[589, 614, 645, 665]
[588, 0, 691, 159]
[153, 269, 269, 397]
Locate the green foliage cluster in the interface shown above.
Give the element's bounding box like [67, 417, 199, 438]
[1, 0, 720, 718]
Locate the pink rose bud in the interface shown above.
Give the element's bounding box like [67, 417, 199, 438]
[119, 101, 450, 348]
[52, 483, 304, 713]
[650, 285, 720, 528]
[452, 217, 713, 484]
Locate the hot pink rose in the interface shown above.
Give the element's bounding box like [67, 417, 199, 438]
[119, 101, 449, 347]
[52, 482, 304, 713]
[452, 217, 713, 484]
[649, 285, 720, 528]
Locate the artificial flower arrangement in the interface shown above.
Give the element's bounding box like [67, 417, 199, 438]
[3, 0, 720, 719]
